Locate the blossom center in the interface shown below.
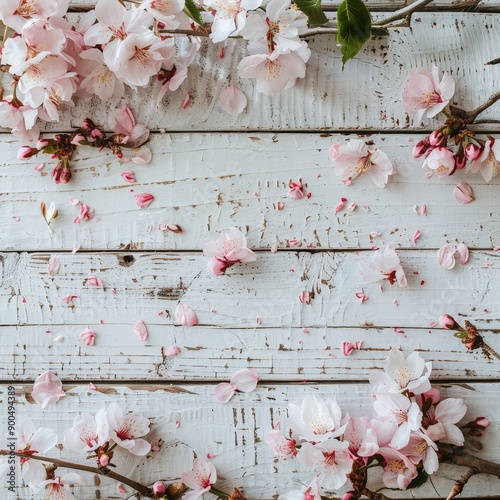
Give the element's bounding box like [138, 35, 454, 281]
[421, 91, 442, 107]
[110, 24, 127, 41]
[387, 458, 405, 472]
[15, 0, 38, 16]
[356, 153, 372, 174]
[383, 270, 397, 285]
[152, 0, 174, 12]
[322, 451, 337, 466]
[394, 365, 410, 388]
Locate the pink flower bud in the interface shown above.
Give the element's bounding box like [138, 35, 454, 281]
[429, 130, 445, 147]
[473, 417, 490, 428]
[99, 454, 110, 467]
[36, 138, 50, 149]
[438, 313, 459, 330]
[465, 143, 481, 160]
[423, 387, 441, 404]
[454, 154, 466, 170]
[152, 481, 166, 495]
[60, 165, 72, 183]
[52, 164, 62, 184]
[17, 146, 35, 159]
[412, 139, 430, 158]
[71, 133, 86, 146]
[91, 128, 103, 138]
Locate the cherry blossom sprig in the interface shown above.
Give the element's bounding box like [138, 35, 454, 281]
[402, 66, 500, 185]
[17, 106, 150, 183]
[267, 349, 495, 500]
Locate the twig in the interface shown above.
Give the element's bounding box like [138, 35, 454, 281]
[441, 450, 500, 478]
[465, 90, 500, 123]
[485, 58, 500, 65]
[446, 468, 479, 500]
[374, 0, 434, 25]
[360, 489, 392, 500]
[472, 119, 500, 124]
[0, 450, 153, 497]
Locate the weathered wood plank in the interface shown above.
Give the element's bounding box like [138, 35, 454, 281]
[1, 383, 499, 499]
[1, 133, 499, 252]
[2, 14, 498, 133]
[2, 324, 498, 382]
[2, 251, 499, 329]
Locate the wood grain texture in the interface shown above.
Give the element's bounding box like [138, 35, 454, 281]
[2, 250, 499, 329]
[1, 383, 499, 499]
[2, 133, 499, 252]
[2, 14, 498, 133]
[2, 325, 499, 382]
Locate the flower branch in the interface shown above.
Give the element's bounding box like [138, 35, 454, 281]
[463, 90, 500, 124]
[0, 450, 153, 497]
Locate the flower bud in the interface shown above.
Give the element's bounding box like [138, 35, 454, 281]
[91, 128, 103, 138]
[472, 417, 490, 428]
[468, 428, 486, 437]
[99, 454, 110, 467]
[465, 143, 481, 160]
[454, 154, 466, 170]
[60, 165, 72, 184]
[71, 133, 86, 146]
[17, 146, 36, 160]
[429, 130, 445, 147]
[412, 139, 430, 158]
[82, 118, 95, 130]
[422, 387, 441, 404]
[438, 314, 461, 330]
[341, 494, 356, 500]
[52, 164, 62, 184]
[36, 138, 50, 149]
[228, 488, 247, 500]
[152, 481, 166, 495]
[166, 482, 187, 499]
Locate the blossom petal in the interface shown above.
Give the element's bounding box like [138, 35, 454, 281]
[230, 368, 259, 392]
[214, 382, 235, 403]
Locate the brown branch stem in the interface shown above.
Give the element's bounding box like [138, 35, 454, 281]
[360, 489, 391, 500]
[443, 451, 500, 477]
[0, 450, 153, 497]
[465, 91, 500, 123]
[446, 467, 479, 500]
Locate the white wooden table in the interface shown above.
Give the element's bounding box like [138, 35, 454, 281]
[1, 1, 500, 498]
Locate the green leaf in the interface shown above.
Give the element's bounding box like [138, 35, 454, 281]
[407, 469, 429, 489]
[294, 0, 328, 25]
[337, 0, 372, 69]
[454, 331, 468, 339]
[370, 26, 389, 37]
[183, 0, 204, 26]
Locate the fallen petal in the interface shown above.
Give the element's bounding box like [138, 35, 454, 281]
[214, 382, 236, 403]
[175, 304, 198, 326]
[457, 242, 469, 265]
[219, 85, 248, 116]
[437, 243, 457, 269]
[230, 368, 259, 393]
[133, 320, 148, 342]
[48, 256, 61, 275]
[453, 181, 474, 204]
[164, 344, 182, 357]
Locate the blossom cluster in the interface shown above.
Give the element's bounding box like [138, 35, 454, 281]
[0, 0, 312, 146]
[402, 65, 499, 183]
[266, 349, 488, 497]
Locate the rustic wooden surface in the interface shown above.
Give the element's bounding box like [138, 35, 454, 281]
[0, 2, 499, 499]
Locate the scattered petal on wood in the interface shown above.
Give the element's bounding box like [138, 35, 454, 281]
[48, 256, 61, 275]
[31, 371, 66, 408]
[175, 304, 198, 326]
[164, 344, 182, 357]
[457, 242, 469, 265]
[85, 276, 102, 287]
[453, 182, 474, 204]
[133, 320, 148, 342]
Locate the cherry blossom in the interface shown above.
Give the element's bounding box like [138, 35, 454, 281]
[358, 245, 407, 287]
[219, 86, 248, 116]
[400, 431, 439, 474]
[467, 138, 500, 182]
[378, 447, 417, 490]
[266, 430, 297, 460]
[204, 0, 262, 43]
[422, 146, 455, 177]
[0, 97, 40, 142]
[287, 394, 347, 443]
[203, 227, 256, 275]
[79, 49, 125, 99]
[329, 139, 394, 187]
[31, 370, 66, 408]
[39, 473, 86, 500]
[64, 413, 109, 453]
[277, 481, 322, 500]
[437, 242, 469, 269]
[100, 403, 151, 456]
[181, 457, 217, 500]
[15, 415, 58, 490]
[423, 398, 467, 446]
[140, 0, 186, 29]
[0, 0, 67, 32]
[401, 66, 455, 123]
[297, 439, 351, 490]
[343, 416, 379, 459]
[369, 348, 431, 395]
[109, 106, 149, 149]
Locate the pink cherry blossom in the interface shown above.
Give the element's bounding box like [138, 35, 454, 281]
[344, 416, 379, 458]
[400, 430, 439, 474]
[402, 66, 455, 123]
[219, 85, 248, 116]
[109, 106, 150, 148]
[31, 370, 66, 408]
[64, 413, 109, 453]
[80, 327, 96, 346]
[277, 481, 321, 500]
[453, 181, 474, 204]
[358, 245, 407, 287]
[287, 394, 347, 443]
[238, 47, 310, 96]
[98, 402, 151, 456]
[175, 304, 198, 326]
[14, 415, 58, 490]
[141, 0, 185, 28]
[437, 243, 457, 269]
[266, 430, 297, 460]
[423, 398, 467, 446]
[132, 146, 152, 164]
[422, 146, 455, 177]
[40, 473, 86, 500]
[133, 320, 148, 342]
[467, 138, 500, 182]
[181, 458, 217, 500]
[214, 368, 259, 403]
[204, 227, 256, 275]
[329, 139, 394, 188]
[297, 439, 351, 490]
[0, 0, 67, 32]
[369, 348, 432, 396]
[378, 447, 417, 490]
[0, 96, 40, 142]
[134, 192, 155, 208]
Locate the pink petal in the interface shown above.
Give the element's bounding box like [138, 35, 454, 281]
[287, 180, 304, 200]
[31, 371, 66, 409]
[70, 198, 80, 206]
[34, 163, 44, 171]
[121, 171, 136, 183]
[79, 327, 96, 346]
[437, 244, 457, 269]
[421, 204, 427, 216]
[453, 182, 474, 204]
[348, 202, 356, 211]
[182, 92, 190, 109]
[72, 242, 81, 254]
[277, 201, 284, 210]
[413, 229, 421, 244]
[88, 382, 97, 390]
[342, 342, 355, 356]
[85, 276, 102, 287]
[62, 295, 78, 304]
[299, 290, 311, 304]
[214, 382, 236, 403]
[457, 242, 469, 265]
[335, 201, 345, 213]
[133, 320, 148, 342]
[166, 224, 182, 233]
[134, 192, 155, 208]
[219, 85, 248, 116]
[175, 304, 198, 326]
[164, 344, 182, 357]
[118, 484, 126, 494]
[230, 368, 259, 393]
[132, 146, 152, 165]
[48, 256, 61, 275]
